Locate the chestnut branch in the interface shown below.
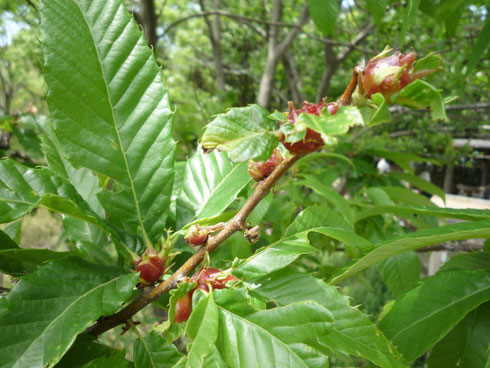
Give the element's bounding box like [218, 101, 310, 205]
[86, 154, 302, 337]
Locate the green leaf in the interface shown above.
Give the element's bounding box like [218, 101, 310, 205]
[235, 205, 372, 279]
[0, 257, 139, 368]
[355, 204, 490, 223]
[359, 93, 392, 126]
[133, 331, 182, 368]
[285, 205, 352, 235]
[0, 229, 18, 250]
[399, 0, 421, 48]
[370, 149, 440, 174]
[331, 221, 490, 284]
[378, 251, 420, 297]
[245, 301, 333, 343]
[62, 216, 107, 248]
[214, 291, 333, 367]
[435, 0, 465, 21]
[3, 220, 22, 244]
[393, 79, 448, 121]
[0, 159, 101, 227]
[0, 247, 73, 277]
[291, 106, 364, 145]
[185, 293, 219, 368]
[297, 151, 354, 168]
[176, 149, 251, 229]
[414, 53, 443, 74]
[233, 233, 317, 280]
[39, 0, 176, 244]
[388, 171, 445, 200]
[297, 175, 353, 224]
[466, 15, 490, 76]
[10, 118, 43, 160]
[201, 105, 279, 162]
[378, 186, 436, 207]
[307, 0, 339, 36]
[427, 302, 490, 368]
[439, 252, 490, 272]
[55, 333, 127, 368]
[288, 344, 329, 368]
[81, 351, 131, 368]
[366, 0, 387, 27]
[167, 161, 187, 229]
[38, 119, 104, 218]
[253, 268, 407, 368]
[379, 270, 490, 362]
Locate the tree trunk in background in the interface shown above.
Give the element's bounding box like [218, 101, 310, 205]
[316, 43, 339, 102]
[316, 24, 372, 101]
[200, 0, 226, 95]
[257, 3, 309, 108]
[138, 0, 158, 52]
[282, 49, 304, 106]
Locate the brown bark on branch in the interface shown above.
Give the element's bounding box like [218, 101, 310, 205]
[86, 154, 302, 337]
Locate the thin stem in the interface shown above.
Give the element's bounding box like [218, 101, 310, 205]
[86, 154, 302, 337]
[337, 69, 359, 106]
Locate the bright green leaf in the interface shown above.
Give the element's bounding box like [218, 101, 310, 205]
[133, 331, 182, 368]
[253, 268, 407, 368]
[297, 175, 353, 224]
[0, 159, 101, 227]
[307, 0, 339, 35]
[388, 171, 445, 200]
[466, 15, 490, 75]
[379, 270, 490, 362]
[355, 204, 490, 223]
[56, 333, 127, 368]
[399, 0, 421, 48]
[292, 106, 364, 145]
[246, 301, 333, 343]
[40, 0, 176, 244]
[366, 0, 387, 27]
[0, 257, 139, 368]
[201, 105, 279, 162]
[185, 293, 219, 368]
[439, 252, 490, 272]
[427, 302, 490, 368]
[176, 149, 251, 229]
[331, 221, 490, 284]
[393, 80, 448, 121]
[0, 247, 73, 277]
[378, 251, 420, 297]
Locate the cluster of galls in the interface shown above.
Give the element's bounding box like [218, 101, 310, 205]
[246, 49, 440, 177]
[174, 268, 237, 323]
[247, 100, 339, 180]
[134, 249, 167, 286]
[281, 99, 339, 155]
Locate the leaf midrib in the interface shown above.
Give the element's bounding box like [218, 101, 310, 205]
[13, 272, 130, 366]
[389, 283, 490, 340]
[218, 306, 309, 368]
[261, 288, 406, 367]
[194, 163, 250, 219]
[72, 0, 149, 245]
[136, 335, 156, 368]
